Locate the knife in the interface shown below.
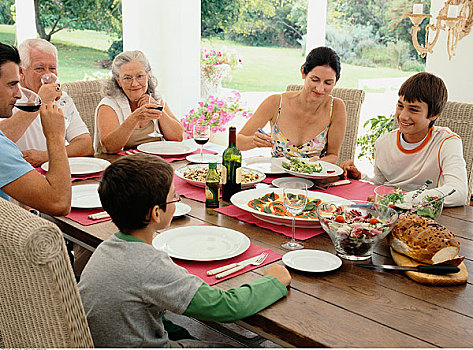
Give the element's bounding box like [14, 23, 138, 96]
[358, 264, 460, 275]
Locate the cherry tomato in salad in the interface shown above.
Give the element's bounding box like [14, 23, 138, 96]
[369, 218, 379, 225]
[388, 204, 396, 209]
[335, 215, 345, 223]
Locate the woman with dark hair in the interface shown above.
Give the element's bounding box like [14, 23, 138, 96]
[237, 47, 346, 163]
[94, 50, 184, 154]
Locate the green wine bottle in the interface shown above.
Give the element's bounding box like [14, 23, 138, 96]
[205, 162, 220, 208]
[221, 126, 242, 201]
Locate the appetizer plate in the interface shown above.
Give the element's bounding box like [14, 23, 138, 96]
[42, 157, 110, 175]
[186, 153, 220, 164]
[272, 177, 314, 189]
[71, 184, 101, 208]
[173, 202, 191, 217]
[152, 226, 250, 261]
[137, 141, 197, 156]
[230, 187, 351, 228]
[282, 250, 342, 273]
[174, 163, 266, 189]
[282, 160, 343, 179]
[243, 157, 286, 175]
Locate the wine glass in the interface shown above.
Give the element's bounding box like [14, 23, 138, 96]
[281, 182, 308, 250]
[147, 94, 164, 138]
[14, 86, 42, 112]
[41, 72, 65, 107]
[193, 122, 211, 162]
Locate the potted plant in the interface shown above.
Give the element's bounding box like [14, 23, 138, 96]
[181, 91, 253, 145]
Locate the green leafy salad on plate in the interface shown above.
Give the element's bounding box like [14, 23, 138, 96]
[282, 158, 322, 174]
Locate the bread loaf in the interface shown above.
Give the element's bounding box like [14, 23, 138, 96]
[389, 213, 462, 265]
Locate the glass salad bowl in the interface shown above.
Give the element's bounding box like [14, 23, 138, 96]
[374, 186, 444, 221]
[315, 201, 399, 261]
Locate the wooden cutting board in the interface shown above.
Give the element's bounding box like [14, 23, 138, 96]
[390, 248, 468, 285]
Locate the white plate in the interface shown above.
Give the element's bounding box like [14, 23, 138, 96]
[174, 163, 266, 189]
[272, 177, 313, 189]
[230, 187, 351, 228]
[282, 160, 343, 179]
[243, 157, 286, 175]
[186, 153, 220, 164]
[137, 141, 197, 156]
[152, 226, 250, 261]
[173, 202, 191, 217]
[42, 157, 110, 175]
[71, 184, 101, 208]
[282, 250, 342, 273]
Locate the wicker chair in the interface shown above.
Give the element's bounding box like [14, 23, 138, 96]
[393, 101, 473, 199]
[0, 199, 93, 348]
[286, 85, 365, 163]
[62, 79, 105, 142]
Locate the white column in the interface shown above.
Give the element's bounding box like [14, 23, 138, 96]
[15, 0, 37, 44]
[426, 0, 473, 103]
[305, 0, 327, 53]
[122, 0, 201, 118]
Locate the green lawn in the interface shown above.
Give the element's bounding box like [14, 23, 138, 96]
[1, 25, 416, 89]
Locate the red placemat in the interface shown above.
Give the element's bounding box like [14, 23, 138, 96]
[215, 205, 324, 240]
[35, 167, 103, 182]
[173, 243, 281, 285]
[321, 179, 378, 201]
[65, 208, 111, 226]
[174, 176, 205, 202]
[118, 148, 217, 163]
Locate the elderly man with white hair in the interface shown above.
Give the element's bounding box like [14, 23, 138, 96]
[0, 38, 93, 167]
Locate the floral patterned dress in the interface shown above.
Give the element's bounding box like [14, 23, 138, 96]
[271, 95, 333, 158]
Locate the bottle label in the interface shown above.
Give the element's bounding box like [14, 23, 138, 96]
[205, 183, 220, 206]
[221, 166, 227, 185]
[235, 167, 242, 184]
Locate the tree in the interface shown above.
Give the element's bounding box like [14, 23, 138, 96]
[34, 0, 121, 42]
[201, 0, 239, 37]
[0, 0, 15, 25]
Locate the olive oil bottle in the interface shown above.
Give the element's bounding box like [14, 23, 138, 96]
[205, 162, 220, 208]
[221, 127, 242, 201]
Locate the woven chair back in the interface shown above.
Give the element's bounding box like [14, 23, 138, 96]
[62, 79, 105, 142]
[0, 199, 93, 348]
[393, 101, 473, 198]
[285, 85, 365, 163]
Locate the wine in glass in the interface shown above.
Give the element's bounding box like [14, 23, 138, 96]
[193, 122, 211, 162]
[147, 94, 164, 138]
[281, 182, 308, 250]
[14, 86, 42, 112]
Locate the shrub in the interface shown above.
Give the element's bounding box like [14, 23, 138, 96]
[107, 39, 123, 61]
[401, 59, 425, 72]
[357, 115, 394, 164]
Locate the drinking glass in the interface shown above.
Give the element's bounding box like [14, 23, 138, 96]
[147, 94, 164, 138]
[41, 72, 65, 107]
[193, 122, 211, 162]
[14, 86, 42, 112]
[281, 182, 308, 250]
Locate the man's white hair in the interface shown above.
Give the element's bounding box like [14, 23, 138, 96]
[18, 38, 58, 68]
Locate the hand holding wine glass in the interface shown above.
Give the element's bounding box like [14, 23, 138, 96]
[14, 87, 42, 112]
[147, 94, 164, 138]
[193, 122, 211, 162]
[282, 182, 308, 250]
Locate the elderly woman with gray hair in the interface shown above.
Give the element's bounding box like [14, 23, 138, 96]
[94, 50, 184, 153]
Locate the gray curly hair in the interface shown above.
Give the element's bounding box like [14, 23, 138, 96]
[104, 50, 161, 100]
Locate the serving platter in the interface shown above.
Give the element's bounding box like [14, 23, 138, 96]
[71, 184, 101, 208]
[174, 163, 265, 189]
[282, 159, 343, 179]
[152, 226, 250, 261]
[42, 157, 110, 175]
[282, 250, 342, 273]
[137, 141, 197, 156]
[230, 187, 351, 228]
[243, 157, 286, 175]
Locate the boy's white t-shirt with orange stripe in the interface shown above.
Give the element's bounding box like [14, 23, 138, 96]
[364, 126, 468, 207]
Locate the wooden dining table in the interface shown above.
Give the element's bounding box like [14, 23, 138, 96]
[43, 152, 473, 348]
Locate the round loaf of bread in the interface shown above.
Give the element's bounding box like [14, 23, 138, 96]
[389, 213, 460, 265]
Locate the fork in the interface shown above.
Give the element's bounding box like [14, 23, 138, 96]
[216, 252, 269, 279]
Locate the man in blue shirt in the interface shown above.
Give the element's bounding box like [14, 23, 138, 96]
[0, 42, 71, 216]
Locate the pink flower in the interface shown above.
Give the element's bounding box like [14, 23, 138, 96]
[198, 102, 204, 107]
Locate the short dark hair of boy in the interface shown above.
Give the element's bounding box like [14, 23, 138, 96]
[98, 153, 174, 234]
[0, 42, 20, 78]
[398, 72, 448, 128]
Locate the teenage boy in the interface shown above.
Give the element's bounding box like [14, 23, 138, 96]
[0, 42, 70, 216]
[78, 153, 291, 348]
[341, 72, 468, 207]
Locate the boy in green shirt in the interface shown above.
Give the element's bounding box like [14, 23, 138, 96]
[78, 153, 291, 347]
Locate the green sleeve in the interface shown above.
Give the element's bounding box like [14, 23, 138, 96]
[183, 275, 287, 323]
